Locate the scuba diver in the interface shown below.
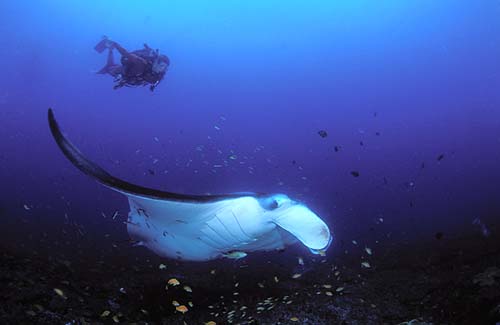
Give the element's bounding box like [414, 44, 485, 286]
[94, 37, 170, 91]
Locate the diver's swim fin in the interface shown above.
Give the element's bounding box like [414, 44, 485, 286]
[94, 37, 112, 53]
[97, 64, 112, 74]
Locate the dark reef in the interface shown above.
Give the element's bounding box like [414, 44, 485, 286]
[1, 221, 499, 324]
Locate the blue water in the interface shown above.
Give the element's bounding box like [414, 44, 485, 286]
[2, 0, 500, 244]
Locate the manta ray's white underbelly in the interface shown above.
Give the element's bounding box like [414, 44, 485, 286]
[125, 196, 290, 261]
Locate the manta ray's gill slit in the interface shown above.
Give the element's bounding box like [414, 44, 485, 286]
[214, 214, 241, 242]
[230, 210, 253, 240]
[136, 208, 150, 218]
[207, 219, 238, 244]
[197, 236, 223, 250]
[201, 225, 230, 247]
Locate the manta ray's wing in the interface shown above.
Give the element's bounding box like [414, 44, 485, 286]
[48, 108, 252, 204]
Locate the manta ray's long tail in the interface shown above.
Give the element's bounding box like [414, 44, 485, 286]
[48, 108, 233, 202]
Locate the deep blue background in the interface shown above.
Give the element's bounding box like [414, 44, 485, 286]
[1, 1, 499, 251]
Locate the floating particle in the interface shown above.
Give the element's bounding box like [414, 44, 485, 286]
[188, 301, 194, 307]
[154, 137, 159, 142]
[112, 315, 119, 323]
[318, 130, 328, 138]
[210, 269, 216, 275]
[361, 261, 371, 268]
[228, 154, 237, 160]
[158, 264, 167, 270]
[168, 278, 180, 286]
[298, 257, 304, 266]
[352, 240, 358, 245]
[274, 276, 279, 283]
[183, 285, 192, 293]
[23, 204, 31, 211]
[119, 287, 126, 294]
[214, 125, 221, 131]
[351, 171, 360, 177]
[365, 247, 373, 255]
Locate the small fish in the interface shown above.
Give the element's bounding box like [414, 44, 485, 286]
[176, 305, 188, 313]
[472, 218, 490, 237]
[365, 247, 373, 255]
[290, 317, 299, 322]
[167, 278, 180, 286]
[205, 322, 217, 325]
[437, 154, 444, 161]
[53, 288, 66, 299]
[361, 261, 371, 268]
[351, 171, 360, 177]
[298, 257, 304, 266]
[214, 125, 221, 131]
[23, 204, 30, 211]
[292, 273, 302, 279]
[336, 287, 344, 292]
[435, 232, 444, 240]
[111, 211, 119, 220]
[223, 251, 247, 259]
[148, 169, 155, 175]
[318, 130, 328, 138]
[172, 300, 180, 307]
[158, 264, 167, 270]
[183, 285, 192, 293]
[228, 154, 237, 160]
[100, 310, 111, 317]
[334, 146, 340, 152]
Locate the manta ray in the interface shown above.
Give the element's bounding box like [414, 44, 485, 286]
[48, 109, 332, 261]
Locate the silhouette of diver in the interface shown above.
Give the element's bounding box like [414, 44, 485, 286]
[94, 37, 170, 91]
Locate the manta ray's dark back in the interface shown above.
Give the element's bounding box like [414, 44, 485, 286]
[48, 108, 257, 203]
